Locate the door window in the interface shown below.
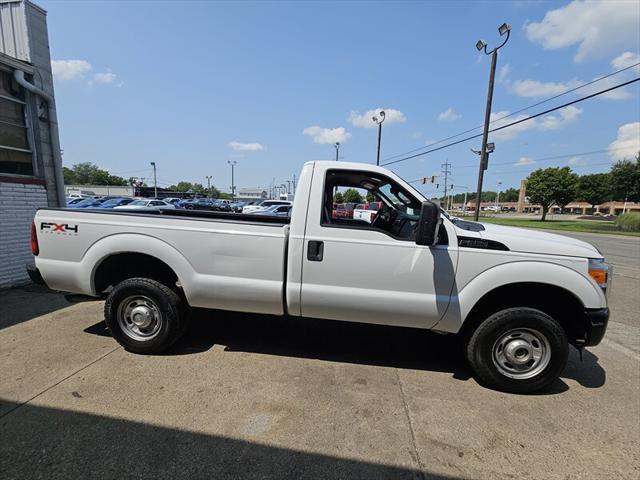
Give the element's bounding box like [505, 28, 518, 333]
[322, 170, 423, 241]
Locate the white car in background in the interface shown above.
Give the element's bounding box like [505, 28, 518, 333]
[242, 200, 292, 214]
[114, 199, 176, 210]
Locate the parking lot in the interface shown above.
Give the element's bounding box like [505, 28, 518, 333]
[1, 231, 638, 480]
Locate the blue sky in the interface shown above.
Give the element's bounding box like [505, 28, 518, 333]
[42, 0, 640, 196]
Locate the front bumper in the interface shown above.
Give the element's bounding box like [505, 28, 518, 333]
[26, 263, 46, 286]
[582, 308, 609, 346]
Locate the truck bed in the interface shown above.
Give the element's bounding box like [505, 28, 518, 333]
[33, 207, 290, 315]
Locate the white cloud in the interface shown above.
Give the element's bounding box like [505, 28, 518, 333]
[609, 122, 640, 161]
[228, 141, 266, 151]
[498, 64, 511, 83]
[90, 72, 117, 86]
[303, 126, 351, 144]
[489, 106, 582, 141]
[611, 51, 640, 74]
[539, 105, 582, 130]
[510, 50, 635, 101]
[437, 108, 461, 123]
[511, 78, 581, 97]
[515, 157, 536, 166]
[568, 156, 585, 166]
[349, 108, 406, 128]
[51, 59, 92, 80]
[525, 0, 640, 62]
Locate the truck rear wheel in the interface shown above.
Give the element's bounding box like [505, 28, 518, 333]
[104, 277, 188, 354]
[466, 308, 568, 393]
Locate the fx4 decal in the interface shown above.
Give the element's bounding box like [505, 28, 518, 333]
[40, 222, 79, 235]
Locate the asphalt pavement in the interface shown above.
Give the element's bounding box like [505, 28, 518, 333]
[1, 231, 638, 480]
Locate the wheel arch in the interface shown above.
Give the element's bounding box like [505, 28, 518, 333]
[80, 233, 194, 298]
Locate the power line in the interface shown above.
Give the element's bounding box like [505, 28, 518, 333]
[382, 62, 640, 163]
[382, 77, 640, 167]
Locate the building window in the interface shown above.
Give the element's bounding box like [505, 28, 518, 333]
[0, 69, 33, 175]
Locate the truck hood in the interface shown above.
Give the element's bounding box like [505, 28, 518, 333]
[455, 221, 602, 259]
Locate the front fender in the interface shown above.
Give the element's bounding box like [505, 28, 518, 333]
[434, 260, 606, 334]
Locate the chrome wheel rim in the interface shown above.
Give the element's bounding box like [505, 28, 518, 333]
[117, 295, 162, 341]
[492, 328, 551, 380]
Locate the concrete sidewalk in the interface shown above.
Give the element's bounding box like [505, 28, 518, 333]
[1, 287, 638, 480]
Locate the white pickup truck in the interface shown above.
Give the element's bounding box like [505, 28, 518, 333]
[28, 161, 611, 393]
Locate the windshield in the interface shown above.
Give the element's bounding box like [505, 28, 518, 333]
[129, 200, 148, 206]
[102, 198, 123, 206]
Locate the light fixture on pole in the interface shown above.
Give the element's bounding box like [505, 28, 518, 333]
[334, 142, 340, 161]
[496, 181, 502, 207]
[473, 22, 510, 221]
[471, 143, 495, 211]
[227, 160, 237, 200]
[372, 110, 386, 166]
[150, 162, 157, 198]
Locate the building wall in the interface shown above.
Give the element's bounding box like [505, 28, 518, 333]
[0, 1, 61, 289]
[0, 179, 47, 287]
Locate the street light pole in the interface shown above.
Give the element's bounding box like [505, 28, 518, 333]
[334, 142, 340, 161]
[496, 181, 502, 208]
[150, 162, 157, 198]
[372, 110, 386, 166]
[227, 160, 237, 200]
[206, 175, 213, 197]
[473, 23, 510, 221]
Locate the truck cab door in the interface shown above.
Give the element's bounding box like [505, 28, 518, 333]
[300, 168, 458, 329]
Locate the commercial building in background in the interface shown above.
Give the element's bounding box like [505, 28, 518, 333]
[236, 187, 267, 202]
[0, 0, 63, 287]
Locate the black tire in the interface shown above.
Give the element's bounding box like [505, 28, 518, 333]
[104, 277, 188, 354]
[466, 308, 568, 394]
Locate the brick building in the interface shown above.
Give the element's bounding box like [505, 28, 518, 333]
[0, 0, 63, 287]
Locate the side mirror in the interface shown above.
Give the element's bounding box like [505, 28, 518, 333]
[415, 201, 441, 246]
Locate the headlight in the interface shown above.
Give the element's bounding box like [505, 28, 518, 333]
[588, 258, 611, 295]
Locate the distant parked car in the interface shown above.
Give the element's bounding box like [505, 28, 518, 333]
[95, 198, 134, 209]
[212, 199, 232, 212]
[352, 201, 381, 223]
[332, 202, 356, 219]
[242, 200, 291, 214]
[162, 197, 183, 207]
[114, 199, 175, 210]
[67, 198, 103, 209]
[66, 197, 86, 206]
[229, 201, 249, 213]
[254, 204, 292, 217]
[188, 198, 216, 211]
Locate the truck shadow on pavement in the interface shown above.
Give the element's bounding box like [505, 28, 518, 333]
[0, 399, 464, 480]
[0, 284, 71, 331]
[85, 308, 606, 394]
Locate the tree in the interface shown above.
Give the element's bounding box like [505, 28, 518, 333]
[333, 192, 344, 203]
[342, 188, 363, 204]
[63, 162, 127, 186]
[366, 191, 376, 203]
[526, 167, 578, 221]
[500, 188, 520, 202]
[576, 173, 611, 210]
[610, 155, 640, 202]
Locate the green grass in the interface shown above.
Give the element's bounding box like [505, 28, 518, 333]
[460, 216, 640, 237]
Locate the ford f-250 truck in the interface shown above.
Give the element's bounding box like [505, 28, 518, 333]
[28, 161, 611, 393]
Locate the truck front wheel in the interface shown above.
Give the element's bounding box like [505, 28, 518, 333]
[466, 308, 569, 393]
[104, 277, 188, 354]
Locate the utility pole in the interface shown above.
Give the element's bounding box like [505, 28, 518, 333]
[292, 174, 296, 194]
[334, 142, 340, 161]
[206, 175, 213, 197]
[227, 160, 237, 200]
[441, 161, 452, 209]
[473, 22, 511, 221]
[496, 181, 502, 208]
[373, 111, 386, 166]
[150, 162, 157, 198]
